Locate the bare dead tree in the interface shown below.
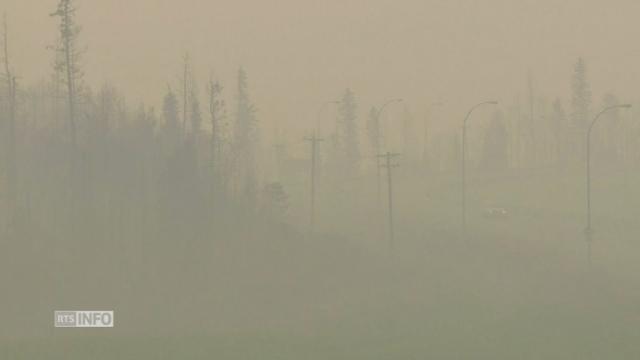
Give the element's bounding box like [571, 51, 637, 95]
[181, 53, 191, 135]
[2, 14, 17, 231]
[50, 0, 83, 150]
[208, 79, 225, 187]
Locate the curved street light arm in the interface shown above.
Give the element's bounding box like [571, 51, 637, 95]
[376, 98, 403, 120]
[588, 104, 631, 140]
[463, 100, 499, 128]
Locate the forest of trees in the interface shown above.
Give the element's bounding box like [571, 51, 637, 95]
[2, 2, 640, 246]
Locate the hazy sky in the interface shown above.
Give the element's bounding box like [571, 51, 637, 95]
[5, 0, 640, 138]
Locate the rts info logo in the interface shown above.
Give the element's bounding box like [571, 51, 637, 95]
[54, 311, 114, 328]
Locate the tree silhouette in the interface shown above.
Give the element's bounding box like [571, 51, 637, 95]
[570, 57, 591, 161]
[232, 67, 258, 207]
[50, 0, 83, 150]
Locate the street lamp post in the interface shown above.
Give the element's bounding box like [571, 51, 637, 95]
[374, 99, 403, 203]
[462, 101, 498, 238]
[314, 100, 339, 177]
[585, 103, 631, 267]
[308, 100, 339, 235]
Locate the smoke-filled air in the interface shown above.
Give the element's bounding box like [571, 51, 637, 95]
[3, 0, 640, 359]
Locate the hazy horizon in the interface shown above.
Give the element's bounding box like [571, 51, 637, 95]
[5, 0, 640, 139]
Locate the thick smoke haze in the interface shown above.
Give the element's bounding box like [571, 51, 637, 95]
[2, 0, 640, 359]
[6, 0, 640, 132]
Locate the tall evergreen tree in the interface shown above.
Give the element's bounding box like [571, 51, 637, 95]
[208, 79, 225, 193]
[190, 88, 202, 137]
[571, 58, 591, 130]
[233, 67, 258, 205]
[163, 87, 179, 132]
[162, 86, 180, 151]
[51, 0, 83, 150]
[570, 57, 591, 161]
[181, 53, 191, 134]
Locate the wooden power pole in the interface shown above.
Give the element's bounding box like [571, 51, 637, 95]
[378, 152, 401, 254]
[305, 134, 323, 235]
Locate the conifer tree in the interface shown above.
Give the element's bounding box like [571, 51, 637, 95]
[51, 0, 83, 149]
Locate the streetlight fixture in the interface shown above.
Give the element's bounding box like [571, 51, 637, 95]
[462, 100, 498, 238]
[308, 100, 340, 236]
[585, 103, 632, 267]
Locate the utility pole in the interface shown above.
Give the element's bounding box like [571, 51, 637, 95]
[378, 152, 401, 254]
[305, 134, 324, 235]
[372, 99, 403, 205]
[316, 100, 339, 179]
